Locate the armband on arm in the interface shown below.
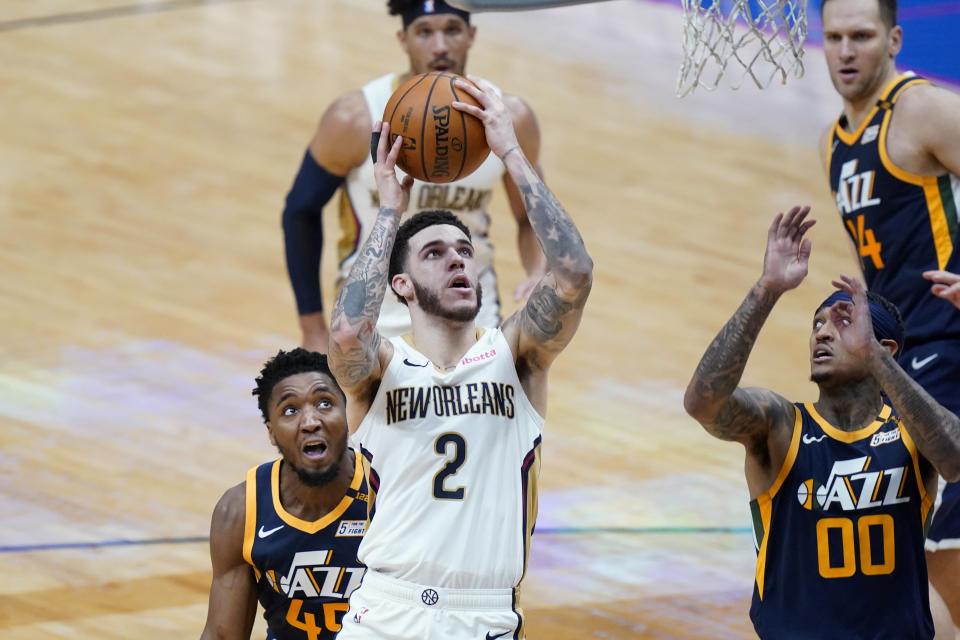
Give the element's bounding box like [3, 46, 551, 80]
[281, 150, 346, 315]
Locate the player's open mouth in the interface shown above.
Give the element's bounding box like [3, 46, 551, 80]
[302, 440, 329, 460]
[431, 61, 453, 72]
[838, 68, 858, 80]
[448, 275, 471, 290]
[812, 348, 832, 363]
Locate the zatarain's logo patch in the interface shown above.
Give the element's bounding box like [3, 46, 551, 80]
[870, 429, 901, 447]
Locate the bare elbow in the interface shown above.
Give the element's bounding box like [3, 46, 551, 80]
[576, 254, 594, 283]
[329, 326, 361, 353]
[683, 387, 711, 425]
[557, 256, 594, 299]
[328, 316, 368, 354]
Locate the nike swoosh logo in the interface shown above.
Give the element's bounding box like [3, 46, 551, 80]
[485, 632, 511, 640]
[403, 358, 429, 367]
[802, 434, 827, 444]
[258, 524, 284, 538]
[911, 353, 938, 370]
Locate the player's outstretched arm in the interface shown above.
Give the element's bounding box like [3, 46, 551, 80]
[329, 123, 411, 408]
[454, 77, 593, 362]
[284, 92, 370, 353]
[200, 484, 257, 640]
[831, 276, 960, 482]
[684, 208, 814, 444]
[922, 269, 960, 310]
[501, 94, 547, 301]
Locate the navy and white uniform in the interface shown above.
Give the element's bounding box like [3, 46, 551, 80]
[827, 71, 960, 548]
[336, 72, 506, 336]
[338, 329, 544, 640]
[749, 402, 935, 639]
[243, 454, 368, 640]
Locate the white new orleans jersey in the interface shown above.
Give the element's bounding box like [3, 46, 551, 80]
[336, 73, 506, 336]
[352, 329, 544, 589]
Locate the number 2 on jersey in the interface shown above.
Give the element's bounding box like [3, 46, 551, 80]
[845, 214, 884, 269]
[433, 432, 466, 500]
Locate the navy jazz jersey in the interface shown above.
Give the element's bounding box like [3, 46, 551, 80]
[749, 402, 935, 640]
[243, 453, 368, 640]
[828, 72, 960, 348]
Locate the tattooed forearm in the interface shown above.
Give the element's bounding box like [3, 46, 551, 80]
[329, 331, 382, 388]
[519, 181, 592, 284]
[506, 154, 592, 290]
[684, 282, 786, 440]
[329, 207, 398, 386]
[521, 283, 572, 343]
[871, 349, 960, 480]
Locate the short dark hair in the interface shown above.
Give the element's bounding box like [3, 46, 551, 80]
[252, 348, 342, 424]
[820, 0, 897, 29]
[388, 210, 472, 305]
[866, 290, 904, 341]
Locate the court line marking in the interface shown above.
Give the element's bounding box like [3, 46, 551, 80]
[0, 0, 253, 33]
[0, 527, 750, 553]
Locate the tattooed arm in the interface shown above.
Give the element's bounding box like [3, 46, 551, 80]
[328, 124, 410, 425]
[454, 77, 593, 364]
[684, 208, 814, 451]
[452, 77, 592, 414]
[831, 276, 960, 481]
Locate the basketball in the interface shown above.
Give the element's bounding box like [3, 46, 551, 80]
[382, 72, 490, 184]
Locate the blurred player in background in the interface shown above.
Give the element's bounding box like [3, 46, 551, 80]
[283, 0, 545, 352]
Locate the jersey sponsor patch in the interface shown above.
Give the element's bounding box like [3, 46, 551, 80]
[335, 520, 366, 537]
[461, 348, 496, 367]
[870, 429, 901, 447]
[861, 124, 880, 144]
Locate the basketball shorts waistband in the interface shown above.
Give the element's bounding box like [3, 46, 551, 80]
[359, 570, 517, 610]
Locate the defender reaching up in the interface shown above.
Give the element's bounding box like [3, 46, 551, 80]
[684, 208, 960, 639]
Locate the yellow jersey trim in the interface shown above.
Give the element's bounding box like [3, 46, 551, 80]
[897, 423, 935, 526]
[754, 407, 802, 599]
[242, 465, 258, 566]
[833, 74, 912, 146]
[804, 402, 892, 442]
[270, 453, 364, 533]
[873, 77, 953, 268]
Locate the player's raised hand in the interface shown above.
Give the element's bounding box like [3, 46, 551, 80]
[923, 269, 960, 310]
[828, 275, 878, 361]
[760, 206, 816, 294]
[372, 121, 414, 214]
[451, 75, 520, 159]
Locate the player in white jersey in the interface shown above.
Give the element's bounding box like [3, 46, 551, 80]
[282, 0, 545, 352]
[329, 77, 593, 640]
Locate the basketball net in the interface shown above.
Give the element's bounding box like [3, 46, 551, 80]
[677, 0, 807, 96]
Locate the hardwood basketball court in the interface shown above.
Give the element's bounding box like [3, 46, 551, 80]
[1, 1, 865, 637]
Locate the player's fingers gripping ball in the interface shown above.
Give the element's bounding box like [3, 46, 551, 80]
[382, 71, 490, 183]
